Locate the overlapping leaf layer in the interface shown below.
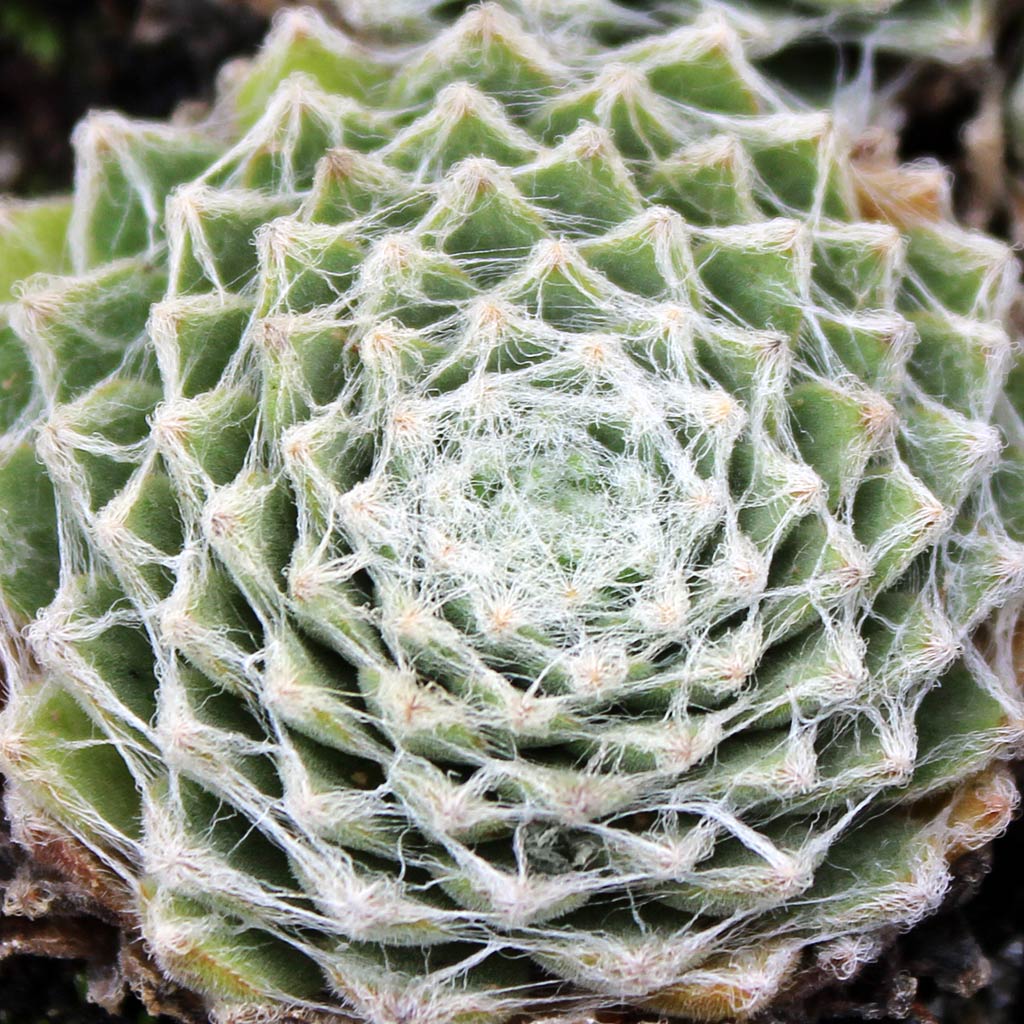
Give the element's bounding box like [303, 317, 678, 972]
[332, 0, 997, 64]
[0, 5, 1022, 1022]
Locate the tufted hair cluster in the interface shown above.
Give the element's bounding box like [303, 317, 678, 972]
[0, 4, 1023, 1023]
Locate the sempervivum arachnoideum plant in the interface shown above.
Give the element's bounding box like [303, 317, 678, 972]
[2, 4, 1024, 1022]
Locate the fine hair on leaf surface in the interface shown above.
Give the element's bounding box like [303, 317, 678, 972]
[0, 3, 1022, 1023]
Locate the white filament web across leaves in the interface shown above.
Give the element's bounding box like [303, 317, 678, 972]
[0, 5, 1022, 1023]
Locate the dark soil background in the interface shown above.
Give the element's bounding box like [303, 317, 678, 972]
[4, 2, 1024, 1023]
[0, 956, 152, 1024]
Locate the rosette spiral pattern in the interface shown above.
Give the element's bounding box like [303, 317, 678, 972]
[1, 5, 1023, 1023]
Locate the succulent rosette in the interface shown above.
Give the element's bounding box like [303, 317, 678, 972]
[0, 4, 1022, 1022]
